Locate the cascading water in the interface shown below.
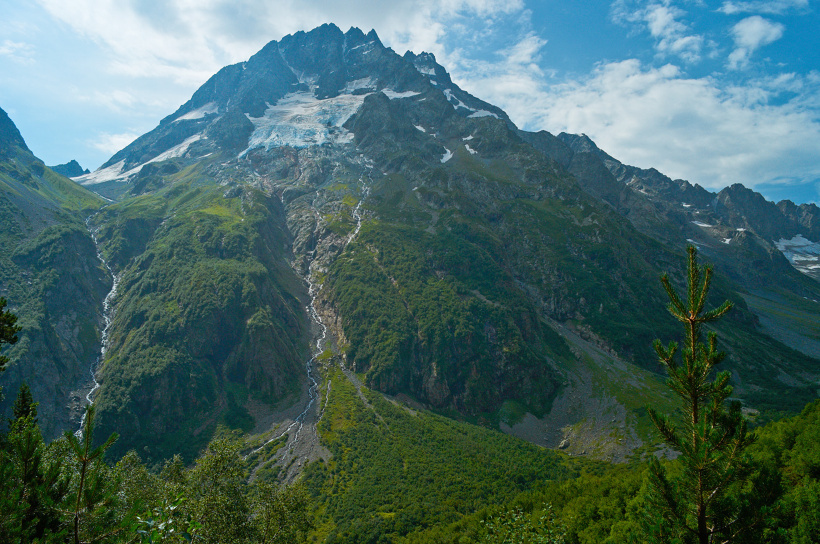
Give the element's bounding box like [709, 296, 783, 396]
[76, 214, 119, 437]
[247, 160, 372, 465]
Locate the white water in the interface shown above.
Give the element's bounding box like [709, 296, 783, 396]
[76, 215, 119, 437]
[346, 179, 370, 246]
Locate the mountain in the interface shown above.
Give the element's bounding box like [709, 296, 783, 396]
[0, 107, 107, 439]
[5, 24, 820, 472]
[527, 131, 820, 357]
[50, 159, 90, 178]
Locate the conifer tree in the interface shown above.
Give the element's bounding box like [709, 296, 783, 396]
[0, 296, 21, 373]
[644, 246, 755, 544]
[1, 387, 69, 542]
[64, 404, 121, 544]
[12, 382, 37, 424]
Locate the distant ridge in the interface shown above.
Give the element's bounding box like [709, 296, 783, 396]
[50, 159, 90, 178]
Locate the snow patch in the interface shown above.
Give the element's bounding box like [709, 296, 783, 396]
[348, 40, 375, 52]
[74, 160, 126, 185]
[173, 102, 219, 122]
[76, 134, 204, 186]
[441, 147, 453, 163]
[415, 65, 436, 76]
[343, 77, 375, 93]
[737, 228, 747, 232]
[465, 144, 477, 155]
[381, 89, 421, 100]
[691, 221, 713, 228]
[468, 110, 499, 119]
[243, 91, 367, 152]
[443, 89, 472, 112]
[776, 235, 820, 277]
[682, 203, 692, 208]
[414, 125, 426, 132]
[151, 134, 203, 163]
[462, 135, 473, 141]
[722, 238, 732, 244]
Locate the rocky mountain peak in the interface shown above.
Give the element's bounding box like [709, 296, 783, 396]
[76, 24, 509, 195]
[50, 159, 90, 178]
[0, 107, 31, 157]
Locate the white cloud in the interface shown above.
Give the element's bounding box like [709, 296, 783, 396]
[90, 132, 140, 154]
[456, 58, 820, 192]
[719, 0, 808, 15]
[644, 4, 703, 62]
[34, 0, 524, 86]
[728, 16, 784, 69]
[611, 1, 703, 63]
[0, 40, 35, 64]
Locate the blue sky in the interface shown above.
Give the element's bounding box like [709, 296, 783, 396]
[1, 0, 818, 203]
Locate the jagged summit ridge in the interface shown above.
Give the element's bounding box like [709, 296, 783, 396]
[76, 24, 505, 189]
[72, 22, 818, 284]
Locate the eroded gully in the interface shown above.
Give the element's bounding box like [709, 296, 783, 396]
[247, 161, 372, 482]
[75, 213, 119, 437]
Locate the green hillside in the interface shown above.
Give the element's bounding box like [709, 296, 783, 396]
[0, 107, 107, 438]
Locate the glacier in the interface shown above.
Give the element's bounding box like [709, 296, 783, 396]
[243, 91, 367, 153]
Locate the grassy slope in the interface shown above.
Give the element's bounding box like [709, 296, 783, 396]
[407, 399, 820, 543]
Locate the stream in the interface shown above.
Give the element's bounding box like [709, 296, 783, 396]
[247, 161, 373, 474]
[76, 214, 119, 437]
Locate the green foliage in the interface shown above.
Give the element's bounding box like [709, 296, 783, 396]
[11, 382, 37, 424]
[743, 400, 820, 543]
[90, 179, 307, 462]
[304, 370, 578, 543]
[408, 465, 646, 544]
[251, 483, 312, 544]
[65, 405, 123, 544]
[186, 437, 252, 543]
[0, 387, 311, 544]
[135, 496, 201, 543]
[645, 246, 755, 543]
[0, 296, 21, 373]
[481, 505, 566, 544]
[327, 221, 568, 415]
[0, 412, 70, 542]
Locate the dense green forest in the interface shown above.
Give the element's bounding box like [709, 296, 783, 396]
[3, 380, 820, 543]
[1, 249, 819, 543]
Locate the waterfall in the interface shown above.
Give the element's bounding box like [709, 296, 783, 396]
[76, 214, 119, 437]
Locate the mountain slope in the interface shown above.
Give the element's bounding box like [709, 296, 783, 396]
[59, 24, 819, 469]
[523, 130, 820, 361]
[0, 106, 107, 438]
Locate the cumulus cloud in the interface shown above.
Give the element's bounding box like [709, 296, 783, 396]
[611, 1, 703, 63]
[719, 0, 808, 15]
[728, 16, 784, 69]
[35, 0, 523, 86]
[457, 57, 820, 192]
